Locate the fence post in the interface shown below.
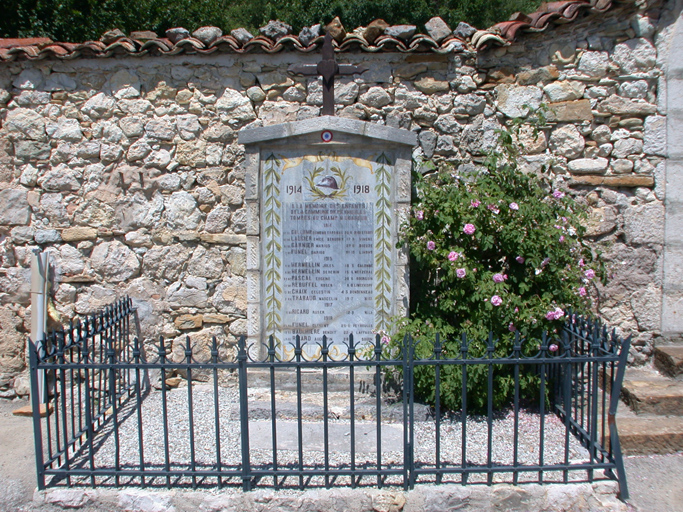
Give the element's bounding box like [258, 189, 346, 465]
[28, 340, 46, 490]
[30, 250, 48, 403]
[107, 331, 121, 486]
[402, 334, 410, 489]
[607, 333, 632, 500]
[403, 334, 416, 489]
[237, 335, 251, 491]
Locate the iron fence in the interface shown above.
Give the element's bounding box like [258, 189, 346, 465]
[29, 299, 631, 499]
[29, 296, 140, 488]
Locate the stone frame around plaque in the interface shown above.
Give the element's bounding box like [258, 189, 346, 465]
[238, 116, 416, 358]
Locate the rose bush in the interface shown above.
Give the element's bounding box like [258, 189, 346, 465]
[391, 122, 602, 411]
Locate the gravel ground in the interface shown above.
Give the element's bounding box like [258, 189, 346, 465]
[59, 385, 592, 489]
[1, 397, 681, 511]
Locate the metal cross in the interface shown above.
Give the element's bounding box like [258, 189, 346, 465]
[289, 33, 367, 116]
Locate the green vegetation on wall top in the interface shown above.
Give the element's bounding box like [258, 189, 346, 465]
[2, 0, 543, 42]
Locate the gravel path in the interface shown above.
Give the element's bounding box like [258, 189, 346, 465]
[59, 384, 591, 489]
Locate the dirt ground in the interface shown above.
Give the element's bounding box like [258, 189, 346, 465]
[1, 397, 681, 512]
[0, 398, 40, 512]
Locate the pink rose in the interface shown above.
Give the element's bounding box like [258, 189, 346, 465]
[456, 268, 466, 278]
[585, 269, 596, 280]
[491, 295, 502, 306]
[549, 344, 559, 352]
[578, 258, 585, 267]
[470, 200, 480, 208]
[545, 307, 565, 321]
[559, 235, 565, 242]
[553, 190, 565, 199]
[493, 273, 505, 283]
[508, 323, 516, 332]
[578, 287, 587, 296]
[463, 223, 476, 235]
[515, 256, 525, 264]
[509, 202, 519, 211]
[415, 210, 424, 220]
[448, 251, 459, 261]
[427, 241, 436, 250]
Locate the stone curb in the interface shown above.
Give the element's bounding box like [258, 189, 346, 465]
[33, 481, 629, 512]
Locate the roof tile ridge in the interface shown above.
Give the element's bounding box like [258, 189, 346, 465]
[138, 39, 174, 52]
[0, 0, 627, 59]
[0, 37, 53, 49]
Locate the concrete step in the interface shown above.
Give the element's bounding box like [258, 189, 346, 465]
[612, 414, 683, 455]
[621, 367, 683, 416]
[654, 345, 683, 379]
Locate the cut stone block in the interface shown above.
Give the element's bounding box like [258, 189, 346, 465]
[621, 367, 683, 415]
[610, 415, 683, 455]
[655, 346, 683, 379]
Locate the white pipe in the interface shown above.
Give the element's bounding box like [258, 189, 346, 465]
[30, 250, 48, 403]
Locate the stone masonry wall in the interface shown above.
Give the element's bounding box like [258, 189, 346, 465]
[0, 0, 674, 396]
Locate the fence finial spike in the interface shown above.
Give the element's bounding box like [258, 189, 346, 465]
[461, 332, 469, 354]
[267, 334, 276, 360]
[211, 335, 219, 363]
[185, 335, 193, 362]
[294, 334, 302, 360]
[347, 333, 355, 361]
[374, 333, 383, 359]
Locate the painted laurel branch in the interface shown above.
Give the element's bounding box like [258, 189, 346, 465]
[263, 153, 283, 347]
[374, 153, 393, 334]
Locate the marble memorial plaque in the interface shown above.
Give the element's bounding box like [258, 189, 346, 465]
[261, 150, 395, 358]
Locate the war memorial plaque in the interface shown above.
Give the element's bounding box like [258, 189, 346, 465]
[239, 117, 416, 358]
[277, 150, 381, 355]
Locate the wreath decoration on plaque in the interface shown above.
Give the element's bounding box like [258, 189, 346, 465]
[304, 166, 349, 200]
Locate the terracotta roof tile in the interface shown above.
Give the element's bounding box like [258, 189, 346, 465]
[494, 21, 532, 41]
[0, 37, 52, 49]
[592, 0, 615, 12]
[476, 0, 624, 49]
[40, 44, 71, 58]
[0, 0, 627, 61]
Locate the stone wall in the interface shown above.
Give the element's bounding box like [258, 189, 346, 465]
[0, 0, 676, 395]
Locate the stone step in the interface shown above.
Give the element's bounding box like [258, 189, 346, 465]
[611, 415, 683, 455]
[621, 367, 683, 416]
[654, 345, 683, 379]
[243, 385, 430, 422]
[234, 400, 431, 423]
[246, 368, 380, 394]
